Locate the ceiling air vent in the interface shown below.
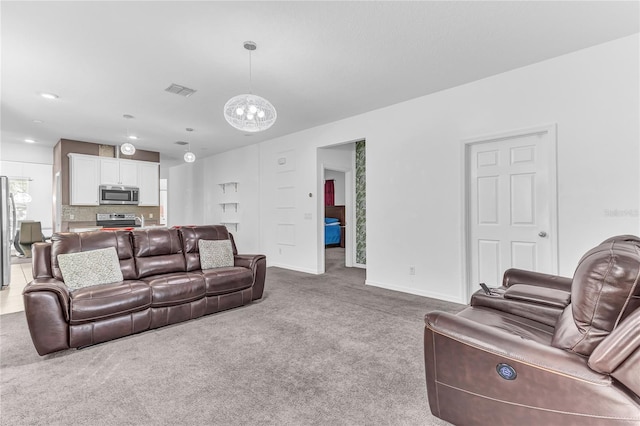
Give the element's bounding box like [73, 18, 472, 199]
[165, 84, 197, 97]
[175, 141, 189, 146]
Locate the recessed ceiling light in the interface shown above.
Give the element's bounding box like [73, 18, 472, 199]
[24, 139, 36, 143]
[127, 135, 139, 140]
[32, 119, 44, 124]
[39, 92, 59, 100]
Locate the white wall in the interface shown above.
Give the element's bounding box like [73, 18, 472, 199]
[0, 142, 53, 165]
[168, 160, 205, 226]
[201, 144, 261, 253]
[0, 142, 54, 235]
[170, 34, 639, 303]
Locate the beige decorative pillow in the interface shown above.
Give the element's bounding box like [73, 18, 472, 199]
[57, 247, 123, 291]
[198, 239, 234, 270]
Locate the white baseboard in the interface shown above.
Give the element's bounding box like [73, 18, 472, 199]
[267, 262, 321, 275]
[365, 280, 466, 305]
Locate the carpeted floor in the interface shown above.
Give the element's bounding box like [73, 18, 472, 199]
[0, 248, 464, 425]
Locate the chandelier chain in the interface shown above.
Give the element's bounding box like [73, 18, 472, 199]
[249, 49, 253, 94]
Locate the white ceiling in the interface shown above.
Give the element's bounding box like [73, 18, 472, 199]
[2, 1, 638, 162]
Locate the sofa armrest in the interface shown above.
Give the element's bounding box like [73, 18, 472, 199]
[589, 308, 640, 395]
[23, 278, 70, 320]
[22, 278, 71, 355]
[424, 310, 608, 384]
[502, 268, 572, 292]
[234, 254, 266, 301]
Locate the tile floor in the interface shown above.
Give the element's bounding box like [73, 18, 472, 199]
[0, 260, 31, 314]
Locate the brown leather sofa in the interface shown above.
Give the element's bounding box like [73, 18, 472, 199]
[424, 236, 640, 425]
[23, 225, 266, 356]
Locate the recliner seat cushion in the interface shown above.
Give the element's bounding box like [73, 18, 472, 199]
[201, 267, 253, 296]
[141, 272, 205, 307]
[552, 240, 640, 356]
[69, 281, 151, 324]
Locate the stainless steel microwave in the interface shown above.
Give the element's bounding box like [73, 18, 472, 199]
[99, 185, 139, 205]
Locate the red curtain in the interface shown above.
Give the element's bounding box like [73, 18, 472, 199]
[324, 180, 335, 206]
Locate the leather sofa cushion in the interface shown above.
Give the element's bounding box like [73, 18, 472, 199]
[201, 267, 253, 296]
[132, 228, 185, 278]
[69, 281, 151, 325]
[51, 231, 137, 281]
[179, 225, 231, 271]
[141, 272, 205, 307]
[552, 240, 640, 356]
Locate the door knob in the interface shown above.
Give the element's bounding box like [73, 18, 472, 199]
[538, 231, 547, 238]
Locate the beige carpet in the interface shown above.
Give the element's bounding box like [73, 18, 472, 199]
[0, 248, 463, 425]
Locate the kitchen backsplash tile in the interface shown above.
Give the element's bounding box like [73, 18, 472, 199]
[62, 205, 160, 229]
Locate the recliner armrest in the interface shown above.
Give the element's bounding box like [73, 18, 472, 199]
[502, 268, 572, 292]
[504, 284, 570, 308]
[471, 287, 565, 327]
[425, 310, 609, 384]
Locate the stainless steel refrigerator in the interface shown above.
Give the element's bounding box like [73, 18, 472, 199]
[1, 176, 16, 287]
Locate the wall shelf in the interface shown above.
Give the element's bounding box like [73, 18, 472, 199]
[219, 202, 239, 213]
[218, 182, 238, 194]
[220, 222, 239, 232]
[219, 182, 240, 231]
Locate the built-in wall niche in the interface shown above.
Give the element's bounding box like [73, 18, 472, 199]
[275, 149, 297, 248]
[218, 181, 239, 231]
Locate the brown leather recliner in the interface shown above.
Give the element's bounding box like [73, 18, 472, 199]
[424, 236, 640, 425]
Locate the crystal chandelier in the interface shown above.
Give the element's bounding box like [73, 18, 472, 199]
[223, 41, 277, 132]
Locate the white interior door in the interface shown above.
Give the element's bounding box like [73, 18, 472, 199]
[467, 125, 557, 295]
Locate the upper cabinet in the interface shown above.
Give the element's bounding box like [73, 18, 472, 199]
[68, 153, 159, 206]
[137, 162, 159, 206]
[68, 154, 100, 205]
[100, 158, 138, 186]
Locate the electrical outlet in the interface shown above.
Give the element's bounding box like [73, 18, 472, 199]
[149, 213, 153, 219]
[409, 266, 415, 275]
[70, 214, 75, 220]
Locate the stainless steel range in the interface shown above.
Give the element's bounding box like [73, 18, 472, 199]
[96, 213, 141, 228]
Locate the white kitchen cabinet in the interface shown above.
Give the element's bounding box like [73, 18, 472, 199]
[137, 162, 159, 206]
[68, 154, 99, 205]
[100, 158, 138, 186]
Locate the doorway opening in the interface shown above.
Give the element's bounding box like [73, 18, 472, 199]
[317, 139, 366, 275]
